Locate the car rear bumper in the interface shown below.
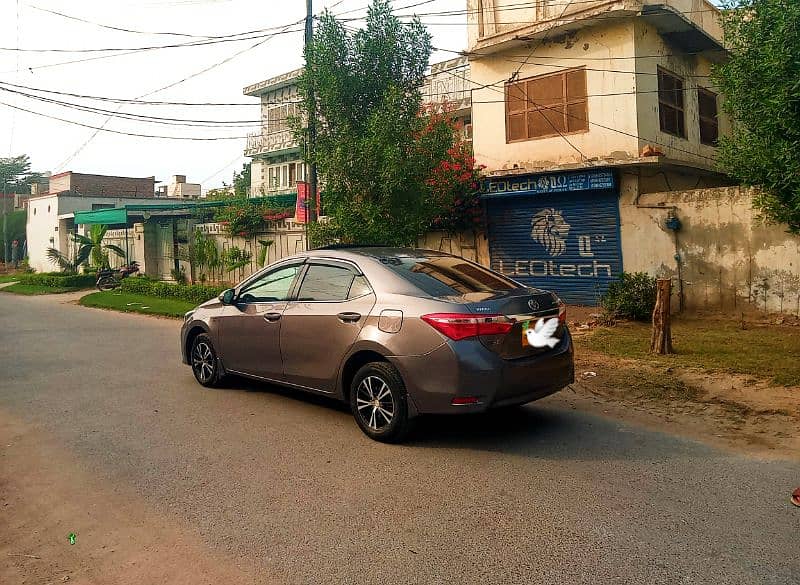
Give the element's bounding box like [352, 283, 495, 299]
[390, 329, 574, 415]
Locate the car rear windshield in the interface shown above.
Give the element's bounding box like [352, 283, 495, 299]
[377, 255, 518, 296]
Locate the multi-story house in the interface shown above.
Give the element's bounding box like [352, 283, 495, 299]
[467, 0, 730, 303]
[242, 57, 473, 200]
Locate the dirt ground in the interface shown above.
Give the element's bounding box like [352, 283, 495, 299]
[566, 306, 800, 460]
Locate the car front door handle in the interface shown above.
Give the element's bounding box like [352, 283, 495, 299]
[263, 312, 282, 322]
[337, 312, 362, 323]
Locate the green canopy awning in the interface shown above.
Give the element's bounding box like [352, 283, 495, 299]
[73, 195, 298, 226]
[74, 207, 129, 225]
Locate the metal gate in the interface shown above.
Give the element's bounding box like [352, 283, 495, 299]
[485, 171, 622, 305]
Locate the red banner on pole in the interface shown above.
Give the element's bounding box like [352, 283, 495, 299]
[295, 181, 320, 224]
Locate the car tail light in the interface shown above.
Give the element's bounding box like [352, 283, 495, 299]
[558, 301, 567, 325]
[421, 313, 513, 341]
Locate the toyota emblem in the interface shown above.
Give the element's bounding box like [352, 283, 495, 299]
[528, 299, 539, 311]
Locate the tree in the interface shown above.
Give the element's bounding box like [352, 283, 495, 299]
[713, 0, 800, 232]
[233, 162, 251, 198]
[296, 0, 472, 246]
[0, 155, 43, 192]
[47, 224, 126, 272]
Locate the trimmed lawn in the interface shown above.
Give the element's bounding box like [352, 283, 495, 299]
[0, 274, 23, 283]
[0, 283, 82, 295]
[80, 291, 196, 318]
[584, 319, 800, 386]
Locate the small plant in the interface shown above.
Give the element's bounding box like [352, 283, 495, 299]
[221, 246, 252, 273]
[601, 272, 658, 321]
[256, 239, 274, 267]
[171, 266, 188, 285]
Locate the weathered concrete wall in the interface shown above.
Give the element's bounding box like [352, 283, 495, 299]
[417, 230, 490, 266]
[620, 183, 800, 314]
[470, 20, 640, 173]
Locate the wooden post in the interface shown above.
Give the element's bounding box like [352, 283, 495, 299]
[650, 278, 674, 354]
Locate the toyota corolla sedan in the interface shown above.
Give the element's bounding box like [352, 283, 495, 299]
[181, 247, 574, 442]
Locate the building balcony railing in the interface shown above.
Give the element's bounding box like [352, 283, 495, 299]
[244, 129, 300, 157]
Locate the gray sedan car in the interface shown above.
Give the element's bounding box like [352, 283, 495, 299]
[181, 247, 574, 442]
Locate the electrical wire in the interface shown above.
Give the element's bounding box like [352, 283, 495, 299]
[54, 16, 306, 169]
[26, 4, 218, 38]
[0, 98, 248, 140]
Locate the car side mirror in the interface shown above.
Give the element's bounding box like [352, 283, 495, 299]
[219, 288, 235, 305]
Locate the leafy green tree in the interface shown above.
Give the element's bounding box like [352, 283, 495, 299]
[233, 162, 251, 198]
[297, 0, 466, 246]
[0, 155, 42, 192]
[47, 224, 126, 272]
[713, 0, 800, 232]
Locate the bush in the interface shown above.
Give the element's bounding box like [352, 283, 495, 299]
[120, 277, 227, 304]
[17, 273, 95, 288]
[601, 272, 657, 321]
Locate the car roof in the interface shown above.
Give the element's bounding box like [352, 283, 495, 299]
[303, 246, 450, 261]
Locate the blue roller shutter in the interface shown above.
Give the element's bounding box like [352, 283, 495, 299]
[486, 188, 622, 305]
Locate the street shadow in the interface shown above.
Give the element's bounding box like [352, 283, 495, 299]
[217, 375, 705, 462]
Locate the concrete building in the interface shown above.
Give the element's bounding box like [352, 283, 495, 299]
[156, 175, 202, 199]
[26, 172, 156, 273]
[242, 58, 474, 199]
[467, 0, 731, 303]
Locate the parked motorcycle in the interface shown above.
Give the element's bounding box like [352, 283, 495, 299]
[96, 261, 140, 291]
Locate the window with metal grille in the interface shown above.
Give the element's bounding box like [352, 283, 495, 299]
[505, 68, 588, 142]
[658, 67, 686, 138]
[697, 88, 719, 146]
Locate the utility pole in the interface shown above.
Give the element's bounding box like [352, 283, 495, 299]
[304, 0, 318, 227]
[2, 180, 7, 266]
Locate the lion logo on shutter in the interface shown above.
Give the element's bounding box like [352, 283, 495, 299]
[530, 208, 571, 256]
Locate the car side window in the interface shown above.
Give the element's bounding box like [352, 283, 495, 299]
[238, 264, 301, 303]
[348, 275, 372, 299]
[296, 264, 362, 302]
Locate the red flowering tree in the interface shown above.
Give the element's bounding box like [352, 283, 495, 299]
[424, 113, 485, 233]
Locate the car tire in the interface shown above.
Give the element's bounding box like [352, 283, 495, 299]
[190, 333, 224, 388]
[350, 362, 413, 443]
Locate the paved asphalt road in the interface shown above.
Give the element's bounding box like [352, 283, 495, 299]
[0, 292, 798, 584]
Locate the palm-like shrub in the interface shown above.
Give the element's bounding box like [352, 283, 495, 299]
[46, 224, 126, 273]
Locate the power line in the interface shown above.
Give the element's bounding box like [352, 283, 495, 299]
[0, 98, 248, 140]
[0, 80, 274, 106]
[0, 84, 265, 127]
[0, 26, 303, 53]
[26, 4, 218, 38]
[54, 17, 304, 169]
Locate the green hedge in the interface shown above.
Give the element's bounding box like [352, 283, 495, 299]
[18, 273, 96, 288]
[120, 277, 227, 304]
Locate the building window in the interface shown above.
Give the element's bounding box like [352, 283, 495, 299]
[658, 67, 686, 138]
[697, 88, 719, 146]
[477, 0, 484, 37]
[264, 103, 297, 135]
[505, 68, 588, 143]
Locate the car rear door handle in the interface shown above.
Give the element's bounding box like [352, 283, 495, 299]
[337, 311, 361, 323]
[263, 312, 282, 322]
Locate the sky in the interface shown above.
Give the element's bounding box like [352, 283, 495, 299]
[0, 0, 467, 191]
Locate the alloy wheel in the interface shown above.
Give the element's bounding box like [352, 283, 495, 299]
[192, 341, 215, 384]
[355, 375, 395, 431]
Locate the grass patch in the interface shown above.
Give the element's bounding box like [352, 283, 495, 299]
[0, 283, 82, 295]
[80, 290, 197, 318]
[584, 319, 800, 386]
[0, 274, 23, 283]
